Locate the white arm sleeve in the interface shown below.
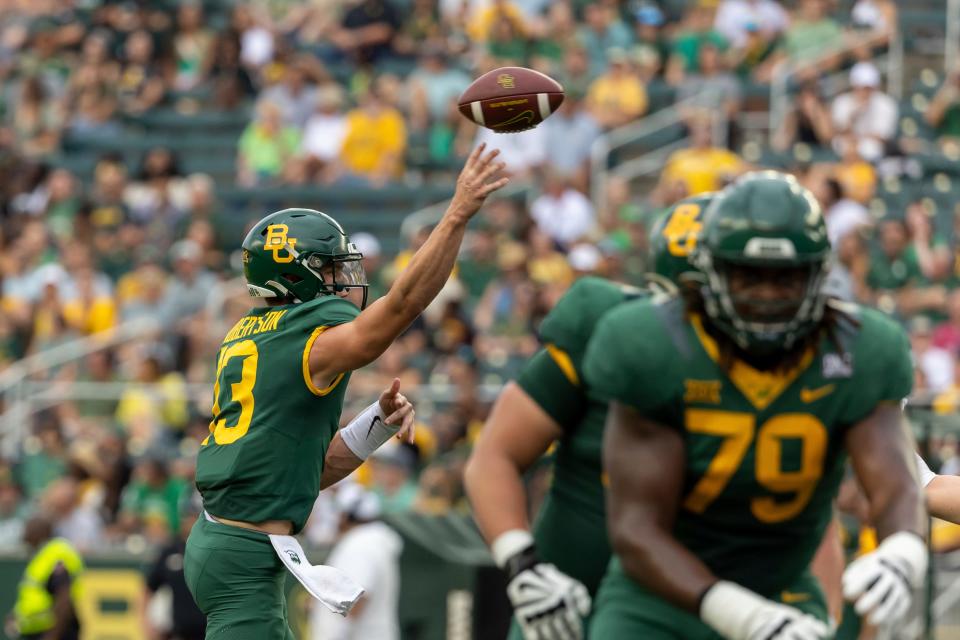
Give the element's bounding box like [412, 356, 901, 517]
[915, 452, 937, 488]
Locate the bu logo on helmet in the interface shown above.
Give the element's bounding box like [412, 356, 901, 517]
[264, 224, 297, 263]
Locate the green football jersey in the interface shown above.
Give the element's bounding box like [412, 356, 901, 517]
[583, 296, 912, 596]
[516, 276, 645, 594]
[196, 296, 359, 533]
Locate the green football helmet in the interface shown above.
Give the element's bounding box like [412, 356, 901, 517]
[691, 171, 831, 354]
[241, 208, 368, 308]
[647, 193, 715, 292]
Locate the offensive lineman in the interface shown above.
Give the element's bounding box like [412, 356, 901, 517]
[584, 173, 927, 639]
[465, 195, 713, 640]
[185, 145, 507, 639]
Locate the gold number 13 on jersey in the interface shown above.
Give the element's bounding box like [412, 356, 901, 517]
[683, 409, 827, 523]
[204, 340, 259, 445]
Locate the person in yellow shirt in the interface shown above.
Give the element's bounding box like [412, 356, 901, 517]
[467, 0, 527, 43]
[660, 116, 746, 195]
[62, 270, 116, 336]
[586, 48, 648, 129]
[337, 82, 407, 186]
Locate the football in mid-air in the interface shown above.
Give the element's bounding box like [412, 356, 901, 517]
[458, 66, 564, 134]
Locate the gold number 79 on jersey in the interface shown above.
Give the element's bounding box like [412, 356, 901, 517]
[203, 340, 259, 446]
[683, 409, 827, 523]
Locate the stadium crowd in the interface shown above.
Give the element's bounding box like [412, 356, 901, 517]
[1, 0, 960, 560]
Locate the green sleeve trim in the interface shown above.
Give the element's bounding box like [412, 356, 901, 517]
[517, 349, 588, 433]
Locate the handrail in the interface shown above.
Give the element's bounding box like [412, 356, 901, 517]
[0, 317, 161, 394]
[948, 0, 960, 73]
[398, 180, 533, 241]
[768, 31, 902, 135]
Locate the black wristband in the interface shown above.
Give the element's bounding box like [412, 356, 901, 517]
[504, 544, 540, 582]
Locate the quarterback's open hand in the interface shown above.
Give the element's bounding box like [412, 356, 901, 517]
[449, 143, 509, 221]
[379, 378, 415, 444]
[843, 531, 926, 628]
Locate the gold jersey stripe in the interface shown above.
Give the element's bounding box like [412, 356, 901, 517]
[545, 343, 580, 387]
[302, 326, 345, 396]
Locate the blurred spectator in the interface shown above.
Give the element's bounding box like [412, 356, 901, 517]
[526, 227, 573, 287]
[43, 169, 82, 243]
[394, 0, 445, 56]
[926, 69, 960, 141]
[336, 83, 407, 187]
[677, 42, 742, 129]
[9, 76, 63, 157]
[487, 15, 527, 62]
[41, 477, 104, 551]
[934, 290, 960, 355]
[578, 4, 632, 78]
[831, 62, 897, 162]
[128, 147, 186, 226]
[458, 229, 501, 301]
[19, 414, 68, 501]
[468, 0, 527, 44]
[667, 4, 727, 85]
[911, 316, 955, 393]
[779, 0, 843, 66]
[530, 2, 578, 69]
[773, 81, 834, 151]
[66, 84, 120, 138]
[329, 0, 401, 65]
[868, 218, 921, 292]
[905, 201, 951, 283]
[568, 243, 604, 277]
[850, 0, 898, 41]
[586, 48, 648, 129]
[117, 457, 188, 545]
[631, 4, 669, 80]
[172, 2, 214, 91]
[117, 30, 167, 114]
[0, 463, 26, 549]
[825, 230, 870, 302]
[257, 60, 318, 128]
[160, 239, 218, 325]
[143, 495, 206, 640]
[10, 516, 83, 639]
[660, 117, 745, 195]
[205, 29, 256, 103]
[820, 178, 871, 247]
[556, 44, 593, 100]
[408, 47, 472, 132]
[310, 484, 402, 640]
[541, 90, 600, 188]
[237, 101, 301, 187]
[475, 125, 546, 178]
[115, 346, 189, 441]
[295, 85, 349, 184]
[368, 444, 418, 514]
[530, 172, 596, 247]
[833, 145, 876, 205]
[713, 0, 789, 50]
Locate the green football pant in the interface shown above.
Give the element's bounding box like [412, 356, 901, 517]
[184, 515, 295, 640]
[589, 568, 829, 639]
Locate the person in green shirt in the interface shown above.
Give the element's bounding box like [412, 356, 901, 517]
[781, 0, 843, 64]
[237, 101, 301, 187]
[118, 457, 188, 542]
[925, 70, 960, 140]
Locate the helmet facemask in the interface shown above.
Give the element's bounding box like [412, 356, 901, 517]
[304, 252, 369, 310]
[696, 248, 830, 355]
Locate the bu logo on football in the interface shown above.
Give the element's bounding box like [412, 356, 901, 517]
[264, 224, 297, 263]
[496, 73, 515, 89]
